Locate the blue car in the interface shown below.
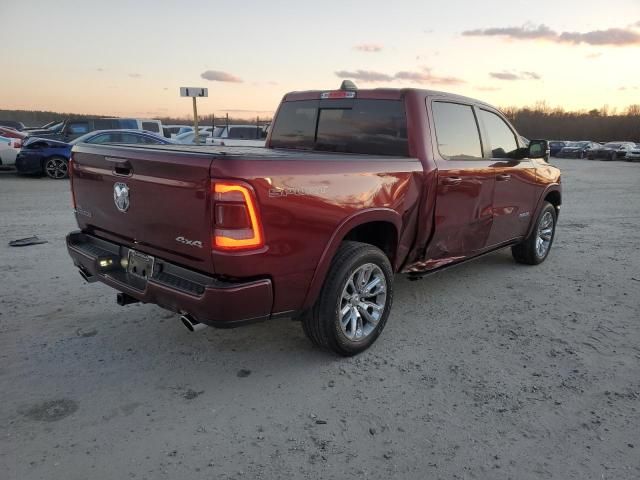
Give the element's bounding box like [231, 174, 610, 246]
[15, 130, 173, 179]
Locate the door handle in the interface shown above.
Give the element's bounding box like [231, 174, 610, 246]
[442, 176, 462, 186]
[497, 173, 511, 182]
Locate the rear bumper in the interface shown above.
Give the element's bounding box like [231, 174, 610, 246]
[66, 231, 273, 327]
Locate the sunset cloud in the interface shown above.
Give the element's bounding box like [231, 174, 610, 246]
[463, 24, 556, 40]
[336, 68, 464, 85]
[395, 70, 465, 85]
[335, 70, 394, 82]
[464, 24, 640, 46]
[490, 71, 541, 81]
[353, 44, 383, 52]
[200, 70, 243, 83]
[558, 28, 640, 46]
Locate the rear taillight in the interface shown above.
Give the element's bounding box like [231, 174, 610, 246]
[13, 139, 22, 149]
[69, 155, 77, 209]
[212, 181, 263, 250]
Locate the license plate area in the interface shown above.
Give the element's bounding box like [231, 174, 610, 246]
[127, 250, 155, 280]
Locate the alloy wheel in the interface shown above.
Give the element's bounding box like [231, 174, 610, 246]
[535, 211, 554, 258]
[44, 158, 68, 179]
[338, 263, 387, 341]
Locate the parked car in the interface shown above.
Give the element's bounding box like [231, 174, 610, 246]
[0, 120, 25, 131]
[587, 142, 636, 161]
[0, 127, 28, 148]
[16, 130, 173, 179]
[23, 121, 60, 132]
[205, 124, 267, 147]
[557, 141, 600, 159]
[66, 82, 561, 356]
[174, 129, 212, 144]
[625, 144, 640, 162]
[25, 121, 65, 137]
[212, 124, 266, 139]
[548, 141, 568, 157]
[27, 118, 141, 142]
[164, 125, 194, 138]
[0, 136, 20, 166]
[127, 118, 164, 136]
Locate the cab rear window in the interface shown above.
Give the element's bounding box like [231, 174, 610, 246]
[270, 99, 409, 156]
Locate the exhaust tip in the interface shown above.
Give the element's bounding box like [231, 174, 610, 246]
[180, 314, 207, 333]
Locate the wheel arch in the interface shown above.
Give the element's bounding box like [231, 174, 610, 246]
[301, 209, 402, 309]
[525, 185, 561, 238]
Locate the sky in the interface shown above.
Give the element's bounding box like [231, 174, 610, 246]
[1, 0, 639, 119]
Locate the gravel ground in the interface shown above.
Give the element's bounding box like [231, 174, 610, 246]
[1, 158, 639, 480]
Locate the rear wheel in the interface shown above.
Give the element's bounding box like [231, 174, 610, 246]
[302, 241, 393, 356]
[44, 156, 68, 179]
[512, 202, 557, 265]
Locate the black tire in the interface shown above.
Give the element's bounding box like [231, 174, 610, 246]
[43, 156, 69, 179]
[512, 202, 557, 265]
[302, 241, 394, 356]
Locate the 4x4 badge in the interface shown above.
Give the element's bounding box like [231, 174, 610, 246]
[113, 182, 130, 212]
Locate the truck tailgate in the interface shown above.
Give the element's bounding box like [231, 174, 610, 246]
[71, 144, 215, 273]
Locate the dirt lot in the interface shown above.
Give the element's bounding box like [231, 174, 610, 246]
[0, 158, 639, 480]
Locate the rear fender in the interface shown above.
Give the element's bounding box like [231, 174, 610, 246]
[301, 208, 402, 309]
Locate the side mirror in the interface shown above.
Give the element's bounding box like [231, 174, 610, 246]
[528, 139, 549, 160]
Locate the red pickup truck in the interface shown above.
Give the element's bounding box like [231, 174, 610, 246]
[67, 82, 561, 355]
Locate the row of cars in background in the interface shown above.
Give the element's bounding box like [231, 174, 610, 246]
[550, 140, 640, 161]
[0, 118, 268, 179]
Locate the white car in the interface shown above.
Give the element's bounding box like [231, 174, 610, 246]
[205, 124, 266, 147]
[164, 125, 194, 138]
[0, 136, 20, 166]
[625, 144, 640, 162]
[174, 129, 213, 144]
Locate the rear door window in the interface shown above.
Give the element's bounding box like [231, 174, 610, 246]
[479, 109, 518, 158]
[270, 99, 409, 156]
[119, 133, 149, 144]
[87, 133, 119, 144]
[431, 102, 483, 159]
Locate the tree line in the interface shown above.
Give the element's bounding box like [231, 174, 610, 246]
[503, 103, 640, 142]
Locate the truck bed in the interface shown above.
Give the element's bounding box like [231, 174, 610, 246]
[77, 143, 411, 161]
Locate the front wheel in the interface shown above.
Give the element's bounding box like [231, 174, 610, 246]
[302, 241, 394, 356]
[44, 156, 69, 179]
[512, 202, 557, 265]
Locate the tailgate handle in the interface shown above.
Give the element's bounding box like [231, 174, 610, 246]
[105, 157, 133, 176]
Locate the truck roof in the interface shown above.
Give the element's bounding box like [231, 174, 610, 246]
[283, 87, 494, 109]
